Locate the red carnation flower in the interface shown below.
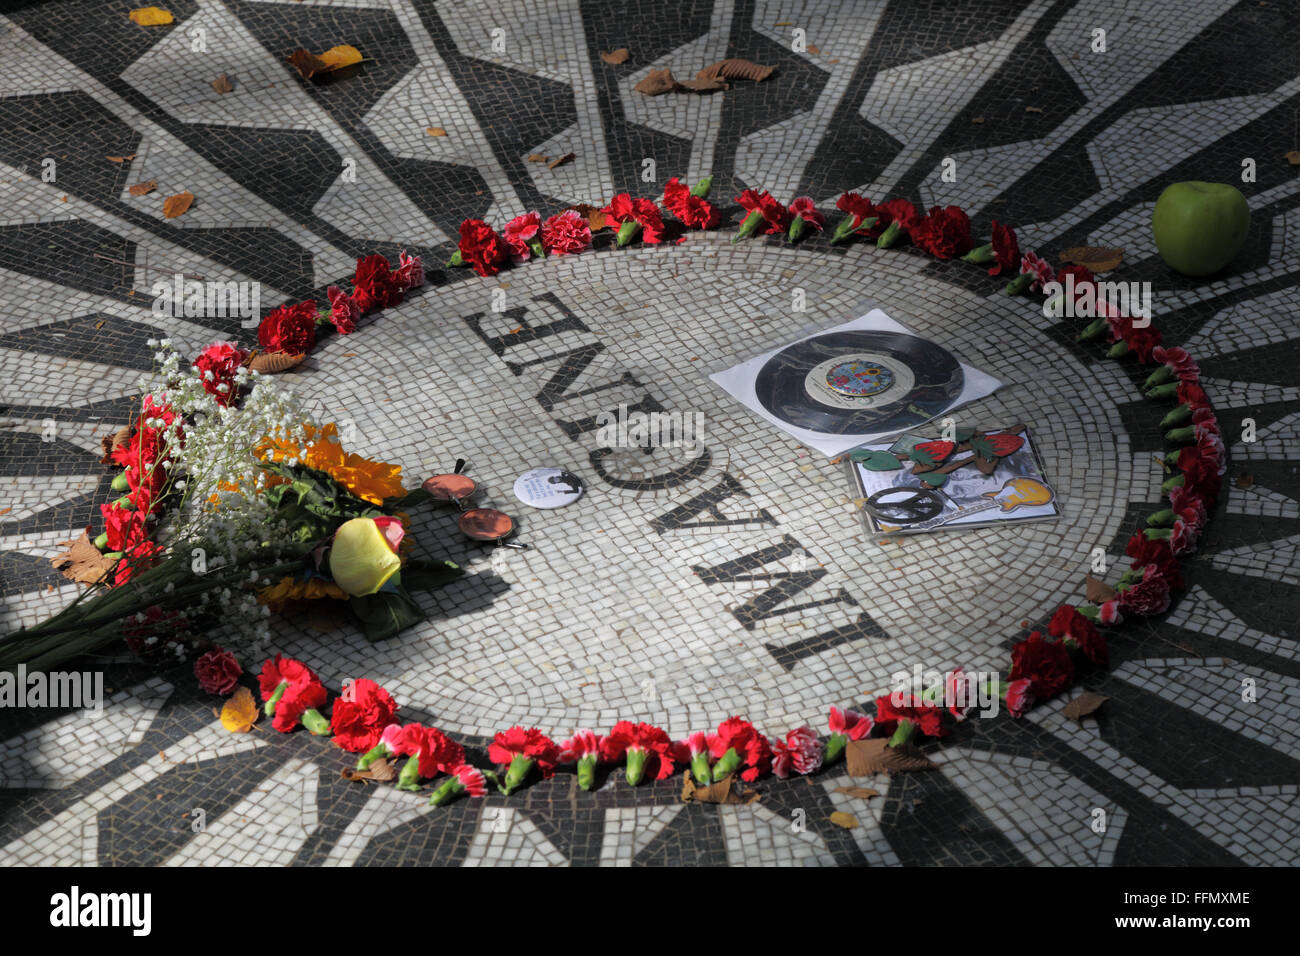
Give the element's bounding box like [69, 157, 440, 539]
[194, 646, 241, 695]
[541, 210, 592, 255]
[1098, 599, 1123, 626]
[824, 705, 874, 765]
[192, 342, 248, 407]
[352, 254, 405, 311]
[258, 655, 329, 734]
[112, 539, 165, 586]
[735, 189, 792, 239]
[1170, 484, 1208, 532]
[1003, 678, 1035, 718]
[788, 196, 825, 240]
[832, 191, 881, 242]
[988, 221, 1020, 276]
[489, 726, 560, 794]
[600, 721, 676, 785]
[1117, 563, 1173, 616]
[101, 502, 147, 553]
[874, 694, 947, 739]
[673, 730, 713, 784]
[603, 193, 665, 245]
[257, 300, 317, 355]
[430, 763, 488, 805]
[330, 677, 398, 752]
[393, 249, 424, 291]
[1020, 251, 1055, 291]
[1125, 531, 1183, 592]
[502, 211, 543, 260]
[560, 728, 602, 789]
[1048, 604, 1108, 668]
[770, 726, 824, 778]
[663, 177, 719, 229]
[1009, 631, 1075, 700]
[909, 205, 973, 259]
[455, 219, 509, 277]
[707, 716, 772, 782]
[326, 285, 360, 335]
[1152, 346, 1200, 383]
[392, 723, 464, 790]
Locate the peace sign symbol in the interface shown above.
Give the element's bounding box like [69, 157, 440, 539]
[864, 486, 945, 524]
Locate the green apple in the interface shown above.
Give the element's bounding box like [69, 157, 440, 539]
[1151, 181, 1250, 277]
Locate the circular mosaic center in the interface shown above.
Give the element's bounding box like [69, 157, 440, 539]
[825, 359, 895, 397]
[279, 238, 1140, 739]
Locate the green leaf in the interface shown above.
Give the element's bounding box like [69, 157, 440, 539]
[849, 449, 903, 471]
[348, 589, 426, 642]
[917, 471, 949, 487]
[953, 426, 976, 442]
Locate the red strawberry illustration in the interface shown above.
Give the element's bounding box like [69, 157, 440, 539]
[911, 440, 956, 467]
[983, 433, 1025, 457]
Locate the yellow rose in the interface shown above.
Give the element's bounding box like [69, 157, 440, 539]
[329, 517, 403, 596]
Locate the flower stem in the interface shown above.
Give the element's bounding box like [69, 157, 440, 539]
[264, 679, 289, 717]
[300, 708, 331, 736]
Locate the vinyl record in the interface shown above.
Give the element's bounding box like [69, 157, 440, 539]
[753, 331, 964, 435]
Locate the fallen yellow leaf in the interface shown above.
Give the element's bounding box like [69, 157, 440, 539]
[220, 686, 258, 733]
[316, 45, 363, 72]
[129, 6, 174, 26]
[162, 191, 194, 219]
[829, 811, 859, 829]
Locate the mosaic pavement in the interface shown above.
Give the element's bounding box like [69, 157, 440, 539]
[1, 0, 1299, 866]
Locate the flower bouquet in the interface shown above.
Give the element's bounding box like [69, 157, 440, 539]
[0, 340, 460, 671]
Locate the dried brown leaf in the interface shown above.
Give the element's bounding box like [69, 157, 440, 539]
[971, 116, 985, 124]
[565, 202, 607, 232]
[634, 67, 680, 96]
[600, 48, 630, 65]
[100, 424, 132, 463]
[806, 44, 821, 55]
[1025, 106, 1044, 114]
[680, 772, 755, 804]
[674, 76, 728, 92]
[162, 191, 194, 218]
[248, 351, 306, 373]
[833, 786, 881, 800]
[1285, 150, 1300, 166]
[50, 531, 114, 585]
[211, 73, 234, 94]
[526, 153, 549, 163]
[128, 180, 157, 196]
[426, 126, 447, 137]
[547, 152, 575, 169]
[106, 154, 137, 163]
[341, 757, 396, 783]
[287, 48, 325, 80]
[1085, 573, 1116, 604]
[1235, 471, 1255, 489]
[845, 738, 889, 777]
[846, 738, 937, 775]
[829, 811, 858, 828]
[1062, 692, 1108, 721]
[1059, 245, 1124, 273]
[696, 58, 774, 82]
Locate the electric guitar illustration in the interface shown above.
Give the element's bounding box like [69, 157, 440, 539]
[905, 476, 1055, 531]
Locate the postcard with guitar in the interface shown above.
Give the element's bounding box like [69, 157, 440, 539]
[847, 425, 1062, 536]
